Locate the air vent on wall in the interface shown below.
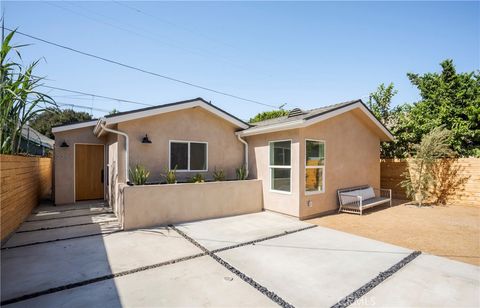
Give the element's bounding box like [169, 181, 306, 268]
[288, 108, 304, 118]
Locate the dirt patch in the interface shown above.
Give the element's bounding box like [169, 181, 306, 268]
[307, 200, 480, 266]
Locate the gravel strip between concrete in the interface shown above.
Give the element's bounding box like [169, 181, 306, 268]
[0, 252, 208, 306]
[170, 224, 298, 308]
[331, 250, 422, 308]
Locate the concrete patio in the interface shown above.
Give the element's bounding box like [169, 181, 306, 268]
[1, 205, 479, 307]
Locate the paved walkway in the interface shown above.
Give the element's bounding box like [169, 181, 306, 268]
[1, 207, 478, 307]
[2, 201, 121, 249]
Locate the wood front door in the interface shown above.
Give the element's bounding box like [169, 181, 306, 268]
[75, 144, 104, 201]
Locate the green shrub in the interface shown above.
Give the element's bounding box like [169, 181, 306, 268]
[190, 173, 205, 183]
[212, 167, 225, 181]
[129, 164, 150, 185]
[163, 165, 177, 184]
[236, 165, 247, 180]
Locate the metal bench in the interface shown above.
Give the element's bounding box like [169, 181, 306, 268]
[337, 185, 392, 215]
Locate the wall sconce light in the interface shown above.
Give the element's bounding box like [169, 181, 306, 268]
[142, 134, 152, 144]
[60, 141, 69, 147]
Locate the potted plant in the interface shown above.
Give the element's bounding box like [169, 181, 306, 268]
[129, 164, 150, 185]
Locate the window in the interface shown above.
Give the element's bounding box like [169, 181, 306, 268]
[305, 140, 325, 193]
[169, 141, 207, 171]
[269, 140, 291, 193]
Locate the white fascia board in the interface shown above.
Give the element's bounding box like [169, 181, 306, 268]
[104, 100, 249, 129]
[51, 120, 98, 133]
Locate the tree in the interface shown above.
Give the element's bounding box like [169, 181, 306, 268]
[367, 82, 398, 126]
[109, 109, 120, 115]
[30, 108, 92, 139]
[404, 60, 479, 157]
[400, 126, 454, 206]
[249, 110, 289, 123]
[1, 30, 57, 154]
[379, 59, 479, 158]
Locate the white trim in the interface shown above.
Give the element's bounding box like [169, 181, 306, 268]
[237, 101, 394, 141]
[169, 140, 208, 172]
[73, 143, 106, 202]
[268, 139, 292, 194]
[104, 99, 248, 129]
[52, 120, 98, 133]
[304, 139, 326, 195]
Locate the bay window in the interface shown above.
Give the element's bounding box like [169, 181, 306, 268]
[269, 140, 291, 193]
[305, 139, 325, 193]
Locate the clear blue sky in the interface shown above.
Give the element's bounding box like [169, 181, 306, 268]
[3, 1, 479, 120]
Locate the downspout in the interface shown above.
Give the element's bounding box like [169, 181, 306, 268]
[99, 120, 130, 183]
[237, 134, 249, 178]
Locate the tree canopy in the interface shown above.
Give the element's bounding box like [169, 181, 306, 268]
[249, 110, 289, 123]
[29, 108, 93, 139]
[384, 59, 480, 158]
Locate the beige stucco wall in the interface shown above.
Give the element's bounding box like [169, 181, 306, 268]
[121, 180, 263, 230]
[299, 111, 381, 218]
[117, 107, 245, 183]
[246, 129, 301, 217]
[246, 111, 381, 219]
[106, 132, 119, 213]
[53, 126, 106, 205]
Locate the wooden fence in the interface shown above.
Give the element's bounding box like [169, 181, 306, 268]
[381, 158, 480, 206]
[1, 155, 52, 241]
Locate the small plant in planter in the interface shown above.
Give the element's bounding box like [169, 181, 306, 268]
[212, 167, 225, 181]
[236, 165, 247, 180]
[129, 164, 150, 185]
[163, 166, 177, 184]
[190, 173, 205, 183]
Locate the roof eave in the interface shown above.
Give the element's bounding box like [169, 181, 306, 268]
[238, 101, 394, 141]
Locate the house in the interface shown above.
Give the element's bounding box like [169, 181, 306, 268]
[19, 125, 54, 156]
[52, 97, 393, 222]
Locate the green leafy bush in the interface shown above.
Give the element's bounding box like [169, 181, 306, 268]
[212, 167, 225, 181]
[129, 164, 150, 185]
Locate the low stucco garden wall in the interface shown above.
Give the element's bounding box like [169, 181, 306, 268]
[121, 179, 263, 230]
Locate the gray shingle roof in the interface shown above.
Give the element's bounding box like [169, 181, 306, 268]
[250, 99, 360, 127]
[21, 125, 54, 149]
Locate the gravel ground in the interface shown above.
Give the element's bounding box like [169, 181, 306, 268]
[308, 200, 480, 266]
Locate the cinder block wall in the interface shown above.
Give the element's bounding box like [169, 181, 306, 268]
[0, 155, 52, 241]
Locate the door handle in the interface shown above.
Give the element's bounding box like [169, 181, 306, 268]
[101, 169, 104, 183]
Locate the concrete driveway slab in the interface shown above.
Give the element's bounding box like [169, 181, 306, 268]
[6, 256, 276, 308]
[2, 221, 122, 248]
[17, 213, 117, 231]
[1, 227, 201, 301]
[176, 211, 311, 250]
[217, 226, 413, 307]
[352, 254, 480, 307]
[27, 206, 112, 221]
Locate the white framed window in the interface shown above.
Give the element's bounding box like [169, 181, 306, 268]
[169, 140, 208, 172]
[269, 140, 292, 193]
[305, 139, 325, 194]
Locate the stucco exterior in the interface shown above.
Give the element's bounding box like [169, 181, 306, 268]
[116, 107, 245, 183]
[121, 180, 263, 230]
[298, 111, 381, 219]
[52, 98, 387, 221]
[246, 110, 381, 219]
[53, 126, 106, 205]
[246, 129, 301, 217]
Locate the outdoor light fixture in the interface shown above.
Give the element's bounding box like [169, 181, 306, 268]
[60, 141, 69, 148]
[142, 134, 152, 144]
